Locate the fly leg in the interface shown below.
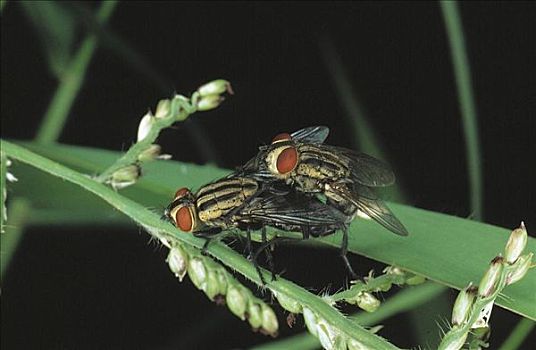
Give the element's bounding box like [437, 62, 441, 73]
[193, 228, 222, 255]
[252, 237, 302, 285]
[261, 227, 277, 282]
[249, 227, 272, 285]
[301, 225, 310, 240]
[252, 236, 291, 285]
[244, 227, 253, 259]
[251, 238, 267, 286]
[340, 226, 358, 280]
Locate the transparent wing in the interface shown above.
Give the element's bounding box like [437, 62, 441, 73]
[232, 155, 259, 176]
[240, 192, 346, 227]
[334, 183, 408, 236]
[291, 126, 330, 144]
[322, 146, 395, 187]
[232, 151, 274, 180]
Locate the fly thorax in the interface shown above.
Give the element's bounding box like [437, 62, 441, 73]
[300, 145, 349, 179]
[196, 177, 258, 225]
[198, 204, 223, 222]
[295, 175, 322, 193]
[296, 162, 325, 179]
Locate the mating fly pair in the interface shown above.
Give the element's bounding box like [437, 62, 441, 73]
[164, 126, 407, 283]
[163, 174, 347, 283]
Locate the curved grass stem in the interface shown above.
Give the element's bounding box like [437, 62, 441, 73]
[440, 1, 483, 221]
[35, 0, 118, 144]
[497, 317, 535, 350]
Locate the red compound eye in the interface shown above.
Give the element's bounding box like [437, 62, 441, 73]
[176, 206, 193, 232]
[276, 147, 298, 174]
[174, 187, 190, 199]
[272, 132, 292, 143]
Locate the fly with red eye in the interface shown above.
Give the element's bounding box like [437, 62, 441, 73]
[250, 126, 408, 237]
[232, 125, 407, 279]
[163, 174, 350, 283]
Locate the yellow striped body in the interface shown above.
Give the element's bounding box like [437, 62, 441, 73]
[196, 177, 259, 226]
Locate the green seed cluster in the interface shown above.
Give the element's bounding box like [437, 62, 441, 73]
[325, 266, 426, 313]
[167, 242, 279, 336]
[438, 223, 533, 350]
[274, 291, 380, 350]
[97, 80, 232, 190]
[302, 306, 373, 350]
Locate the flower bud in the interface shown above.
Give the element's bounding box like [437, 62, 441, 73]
[110, 165, 141, 189]
[247, 301, 263, 329]
[203, 269, 220, 300]
[438, 325, 468, 350]
[504, 222, 528, 264]
[197, 79, 233, 97]
[226, 285, 247, 320]
[317, 321, 333, 350]
[384, 265, 404, 276]
[138, 144, 171, 162]
[317, 319, 343, 350]
[155, 99, 171, 119]
[355, 292, 380, 313]
[167, 245, 188, 282]
[216, 270, 228, 296]
[506, 252, 533, 285]
[302, 307, 318, 337]
[261, 304, 279, 336]
[197, 94, 224, 111]
[6, 172, 18, 182]
[188, 258, 207, 290]
[406, 274, 426, 285]
[451, 284, 476, 326]
[137, 112, 154, 141]
[274, 291, 302, 313]
[478, 256, 504, 297]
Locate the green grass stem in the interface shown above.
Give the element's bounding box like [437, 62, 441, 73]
[35, 0, 117, 144]
[440, 1, 483, 221]
[497, 317, 535, 350]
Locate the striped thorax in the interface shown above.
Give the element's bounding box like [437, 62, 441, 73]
[165, 177, 260, 233]
[196, 177, 259, 223]
[256, 127, 408, 236]
[265, 139, 350, 191]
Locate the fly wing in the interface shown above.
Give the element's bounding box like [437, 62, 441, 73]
[233, 151, 275, 181]
[240, 192, 346, 227]
[333, 183, 408, 236]
[321, 145, 395, 187]
[237, 155, 258, 173]
[291, 126, 330, 144]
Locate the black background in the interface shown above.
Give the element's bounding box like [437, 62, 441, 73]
[1, 2, 535, 349]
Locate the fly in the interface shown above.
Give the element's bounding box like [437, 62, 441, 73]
[242, 126, 409, 237]
[163, 174, 348, 283]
